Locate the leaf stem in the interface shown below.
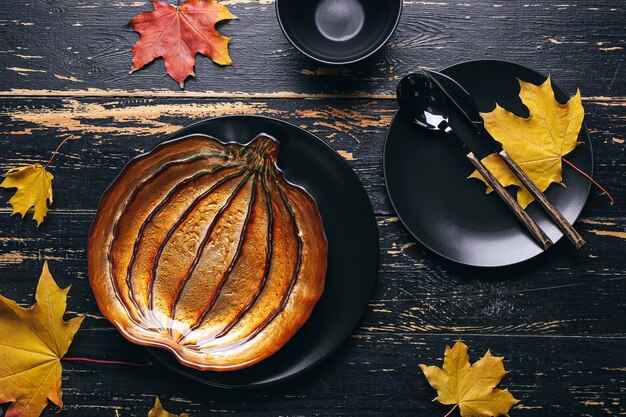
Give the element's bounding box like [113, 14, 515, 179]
[443, 404, 459, 417]
[43, 135, 74, 170]
[62, 357, 152, 367]
[561, 157, 615, 204]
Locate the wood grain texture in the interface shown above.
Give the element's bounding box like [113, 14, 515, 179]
[0, 96, 624, 416]
[0, 1, 625, 416]
[499, 149, 586, 249]
[466, 150, 553, 250]
[0, 0, 623, 97]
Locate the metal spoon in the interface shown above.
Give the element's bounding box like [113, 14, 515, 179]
[396, 72, 553, 250]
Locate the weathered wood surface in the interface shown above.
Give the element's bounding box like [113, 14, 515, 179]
[0, 97, 624, 416]
[0, 0, 624, 97]
[0, 1, 625, 416]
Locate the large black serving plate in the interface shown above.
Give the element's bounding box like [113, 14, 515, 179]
[384, 60, 593, 267]
[147, 115, 379, 388]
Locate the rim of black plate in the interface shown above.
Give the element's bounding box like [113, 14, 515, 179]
[139, 114, 379, 389]
[382, 58, 593, 268]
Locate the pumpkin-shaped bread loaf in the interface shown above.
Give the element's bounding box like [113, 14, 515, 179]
[88, 133, 327, 371]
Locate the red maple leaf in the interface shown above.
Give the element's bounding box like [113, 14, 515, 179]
[129, 0, 235, 88]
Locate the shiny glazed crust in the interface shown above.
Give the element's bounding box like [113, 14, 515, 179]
[88, 134, 327, 371]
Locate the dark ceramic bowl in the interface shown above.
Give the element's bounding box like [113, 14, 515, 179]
[276, 0, 402, 65]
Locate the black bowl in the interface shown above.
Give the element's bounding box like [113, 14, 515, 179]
[276, 0, 402, 65]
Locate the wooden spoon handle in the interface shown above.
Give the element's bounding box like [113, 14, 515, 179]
[498, 150, 585, 249]
[466, 152, 553, 251]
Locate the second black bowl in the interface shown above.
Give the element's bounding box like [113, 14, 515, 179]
[276, 0, 402, 65]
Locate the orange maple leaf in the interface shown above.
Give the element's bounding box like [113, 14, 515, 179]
[129, 0, 235, 88]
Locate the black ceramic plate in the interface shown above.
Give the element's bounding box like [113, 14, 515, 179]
[384, 60, 593, 267]
[147, 115, 379, 388]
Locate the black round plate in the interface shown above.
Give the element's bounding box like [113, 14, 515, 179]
[147, 115, 379, 388]
[384, 60, 593, 267]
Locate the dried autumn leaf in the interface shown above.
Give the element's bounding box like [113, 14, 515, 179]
[130, 0, 235, 88]
[0, 261, 84, 417]
[468, 76, 584, 208]
[148, 397, 189, 417]
[420, 340, 519, 417]
[0, 163, 54, 226]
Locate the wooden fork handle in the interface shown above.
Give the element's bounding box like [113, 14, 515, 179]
[499, 150, 586, 249]
[467, 152, 553, 251]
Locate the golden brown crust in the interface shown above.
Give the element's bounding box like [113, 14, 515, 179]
[88, 133, 327, 371]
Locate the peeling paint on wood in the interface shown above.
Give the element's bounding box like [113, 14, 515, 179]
[589, 229, 626, 239]
[578, 219, 617, 226]
[2, 100, 277, 136]
[53, 74, 83, 83]
[6, 67, 47, 73]
[0, 0, 623, 98]
[337, 150, 357, 160]
[0, 1, 624, 416]
[0, 88, 395, 99]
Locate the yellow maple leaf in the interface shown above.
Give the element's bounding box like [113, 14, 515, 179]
[0, 163, 54, 226]
[420, 340, 519, 417]
[469, 76, 585, 208]
[148, 397, 189, 417]
[0, 261, 84, 417]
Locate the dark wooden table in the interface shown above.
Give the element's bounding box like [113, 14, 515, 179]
[1, 1, 624, 416]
